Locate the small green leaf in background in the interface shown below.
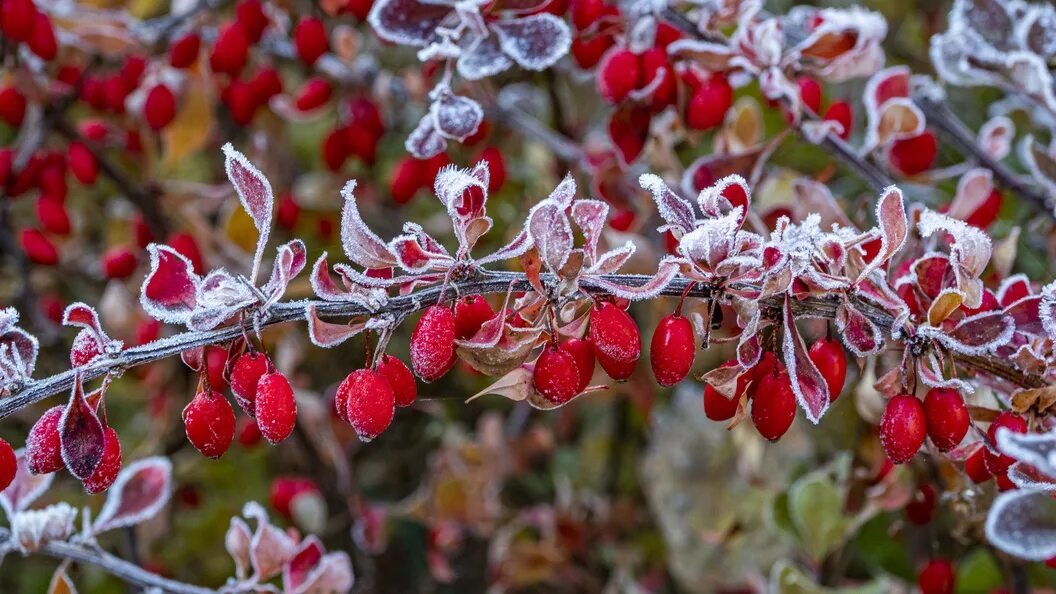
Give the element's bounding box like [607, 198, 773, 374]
[955, 549, 1003, 594]
[771, 560, 890, 594]
[789, 471, 852, 562]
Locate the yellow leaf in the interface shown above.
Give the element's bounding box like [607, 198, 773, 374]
[225, 204, 260, 254]
[927, 291, 962, 327]
[162, 83, 214, 171]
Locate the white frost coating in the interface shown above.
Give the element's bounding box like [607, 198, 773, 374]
[491, 14, 571, 71]
[340, 181, 397, 269]
[405, 113, 448, 158]
[0, 308, 39, 388]
[1040, 281, 1056, 340]
[997, 428, 1056, 478]
[985, 490, 1056, 561]
[588, 242, 636, 275]
[430, 92, 484, 141]
[0, 450, 55, 519]
[857, 186, 907, 283]
[978, 115, 1015, 160]
[305, 304, 387, 348]
[475, 228, 532, 265]
[547, 173, 577, 208]
[457, 34, 513, 80]
[1007, 462, 1056, 492]
[527, 202, 573, 274]
[916, 311, 1015, 356]
[222, 143, 273, 283]
[834, 302, 883, 357]
[367, 0, 449, 47]
[581, 256, 683, 301]
[139, 244, 202, 325]
[638, 173, 695, 234]
[996, 273, 1031, 305]
[918, 208, 993, 308]
[570, 199, 608, 264]
[92, 457, 172, 534]
[10, 502, 76, 553]
[781, 295, 830, 425]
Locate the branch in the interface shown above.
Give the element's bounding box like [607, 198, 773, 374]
[0, 528, 217, 594]
[0, 270, 1042, 420]
[914, 93, 1055, 217]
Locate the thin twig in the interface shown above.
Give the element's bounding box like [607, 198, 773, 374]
[0, 269, 1042, 419]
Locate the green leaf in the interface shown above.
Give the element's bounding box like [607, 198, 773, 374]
[788, 471, 851, 562]
[771, 560, 889, 594]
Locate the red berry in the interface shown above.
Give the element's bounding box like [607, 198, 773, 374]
[650, 313, 695, 387]
[237, 417, 262, 447]
[888, 130, 937, 176]
[229, 351, 273, 415]
[905, 483, 936, 525]
[0, 87, 27, 127]
[922, 388, 969, 452]
[390, 157, 424, 204]
[598, 49, 641, 104]
[120, 56, 147, 92]
[608, 105, 650, 164]
[168, 232, 204, 273]
[255, 372, 298, 444]
[249, 67, 283, 102]
[822, 100, 853, 140]
[533, 344, 581, 404]
[169, 33, 201, 68]
[570, 0, 603, 30]
[322, 128, 348, 171]
[918, 558, 955, 594]
[477, 147, 506, 192]
[560, 337, 595, 393]
[796, 76, 823, 115]
[346, 96, 385, 138]
[102, 247, 138, 279]
[571, 34, 613, 69]
[880, 394, 926, 464]
[639, 49, 676, 111]
[965, 447, 992, 483]
[183, 389, 236, 458]
[685, 74, 733, 130]
[344, 0, 373, 19]
[210, 23, 250, 76]
[807, 337, 846, 402]
[144, 85, 177, 130]
[67, 141, 98, 185]
[204, 345, 229, 391]
[235, 0, 268, 42]
[83, 426, 122, 494]
[0, 0, 34, 42]
[36, 196, 70, 236]
[294, 17, 329, 66]
[751, 368, 796, 441]
[270, 476, 319, 519]
[410, 305, 457, 382]
[703, 359, 763, 422]
[337, 369, 395, 441]
[295, 77, 332, 111]
[21, 229, 58, 266]
[964, 189, 1002, 229]
[984, 411, 1028, 476]
[0, 438, 15, 492]
[26, 406, 65, 474]
[454, 294, 495, 340]
[589, 301, 641, 381]
[276, 193, 300, 230]
[377, 355, 417, 407]
[27, 11, 57, 61]
[224, 80, 259, 125]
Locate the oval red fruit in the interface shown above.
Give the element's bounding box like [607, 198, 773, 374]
[26, 406, 65, 475]
[295, 77, 333, 111]
[589, 302, 641, 381]
[183, 389, 236, 458]
[144, 85, 177, 130]
[650, 313, 695, 387]
[377, 355, 417, 407]
[598, 49, 640, 104]
[807, 337, 846, 402]
[685, 75, 733, 131]
[169, 33, 201, 68]
[0, 438, 16, 492]
[229, 351, 273, 415]
[984, 411, 1028, 476]
[255, 372, 298, 444]
[533, 344, 581, 404]
[918, 558, 955, 594]
[751, 369, 796, 441]
[410, 305, 457, 382]
[560, 337, 595, 393]
[922, 387, 969, 452]
[880, 394, 926, 464]
[337, 369, 395, 441]
[102, 247, 138, 279]
[21, 229, 58, 266]
[210, 23, 250, 76]
[454, 294, 494, 340]
[703, 360, 749, 422]
[905, 483, 936, 525]
[294, 17, 329, 66]
[83, 426, 122, 494]
[67, 141, 98, 185]
[822, 101, 853, 140]
[965, 446, 992, 483]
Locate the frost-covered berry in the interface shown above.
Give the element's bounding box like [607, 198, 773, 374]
[183, 389, 236, 459]
[376, 355, 417, 407]
[807, 337, 846, 402]
[750, 369, 796, 441]
[83, 426, 122, 494]
[984, 411, 1028, 476]
[685, 75, 732, 131]
[337, 369, 395, 441]
[880, 394, 926, 464]
[650, 313, 695, 387]
[703, 360, 754, 422]
[229, 351, 273, 415]
[918, 558, 955, 594]
[454, 294, 495, 340]
[0, 438, 16, 492]
[922, 387, 969, 452]
[965, 447, 992, 483]
[589, 301, 641, 381]
[410, 305, 457, 382]
[255, 372, 297, 444]
[888, 130, 937, 176]
[26, 406, 65, 474]
[561, 337, 595, 393]
[598, 49, 640, 104]
[533, 344, 581, 404]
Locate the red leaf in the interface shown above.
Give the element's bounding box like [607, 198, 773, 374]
[781, 294, 830, 424]
[140, 245, 201, 324]
[92, 457, 173, 533]
[59, 378, 104, 480]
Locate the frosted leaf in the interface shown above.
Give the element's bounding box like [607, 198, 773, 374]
[835, 301, 882, 356]
[430, 92, 483, 142]
[792, 179, 853, 229]
[47, 563, 77, 594]
[736, 310, 764, 369]
[62, 303, 106, 340]
[666, 38, 737, 71]
[639, 174, 695, 235]
[457, 33, 513, 80]
[465, 366, 533, 403]
[340, 181, 398, 269]
[491, 14, 571, 71]
[10, 503, 76, 553]
[434, 163, 489, 221]
[244, 501, 297, 581]
[699, 174, 751, 223]
[985, 490, 1056, 561]
[997, 273, 1031, 306]
[389, 230, 454, 274]
[589, 242, 636, 275]
[916, 351, 974, 393]
[527, 202, 573, 274]
[1018, 136, 1056, 201]
[222, 143, 273, 280]
[918, 209, 993, 308]
[582, 256, 682, 301]
[1040, 281, 1056, 340]
[0, 449, 55, 519]
[59, 378, 105, 481]
[781, 295, 830, 424]
[1019, 4, 1056, 58]
[0, 310, 38, 389]
[188, 269, 257, 331]
[856, 186, 907, 283]
[1007, 463, 1056, 492]
[919, 310, 1014, 355]
[227, 516, 253, 580]
[92, 457, 172, 534]
[1004, 294, 1044, 336]
[261, 240, 308, 308]
[305, 305, 384, 348]
[283, 537, 355, 594]
[953, 0, 1013, 51]
[546, 173, 577, 208]
[140, 244, 201, 324]
[997, 428, 1056, 478]
[947, 169, 995, 223]
[679, 211, 742, 272]
[367, 0, 450, 47]
[476, 228, 532, 265]
[978, 116, 1014, 160]
[786, 6, 888, 81]
[405, 114, 448, 159]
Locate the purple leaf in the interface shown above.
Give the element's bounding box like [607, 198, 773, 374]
[59, 378, 105, 480]
[222, 143, 274, 281]
[285, 536, 325, 593]
[571, 200, 608, 265]
[0, 308, 39, 388]
[835, 301, 882, 356]
[998, 429, 1056, 479]
[978, 116, 1014, 160]
[389, 226, 454, 273]
[92, 457, 172, 533]
[430, 92, 483, 142]
[457, 33, 512, 80]
[927, 310, 1015, 355]
[0, 449, 55, 518]
[527, 202, 573, 274]
[406, 113, 448, 159]
[918, 209, 992, 308]
[491, 14, 571, 71]
[367, 0, 450, 47]
[227, 516, 253, 580]
[856, 186, 907, 283]
[262, 240, 308, 308]
[340, 181, 398, 269]
[305, 305, 380, 348]
[140, 244, 201, 324]
[589, 242, 636, 275]
[476, 228, 532, 265]
[781, 294, 830, 424]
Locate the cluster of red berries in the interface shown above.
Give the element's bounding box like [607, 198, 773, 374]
[182, 349, 297, 459]
[25, 404, 123, 493]
[334, 354, 416, 442]
[785, 76, 854, 141]
[322, 97, 385, 171]
[388, 140, 504, 205]
[0, 0, 57, 61]
[879, 387, 974, 465]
